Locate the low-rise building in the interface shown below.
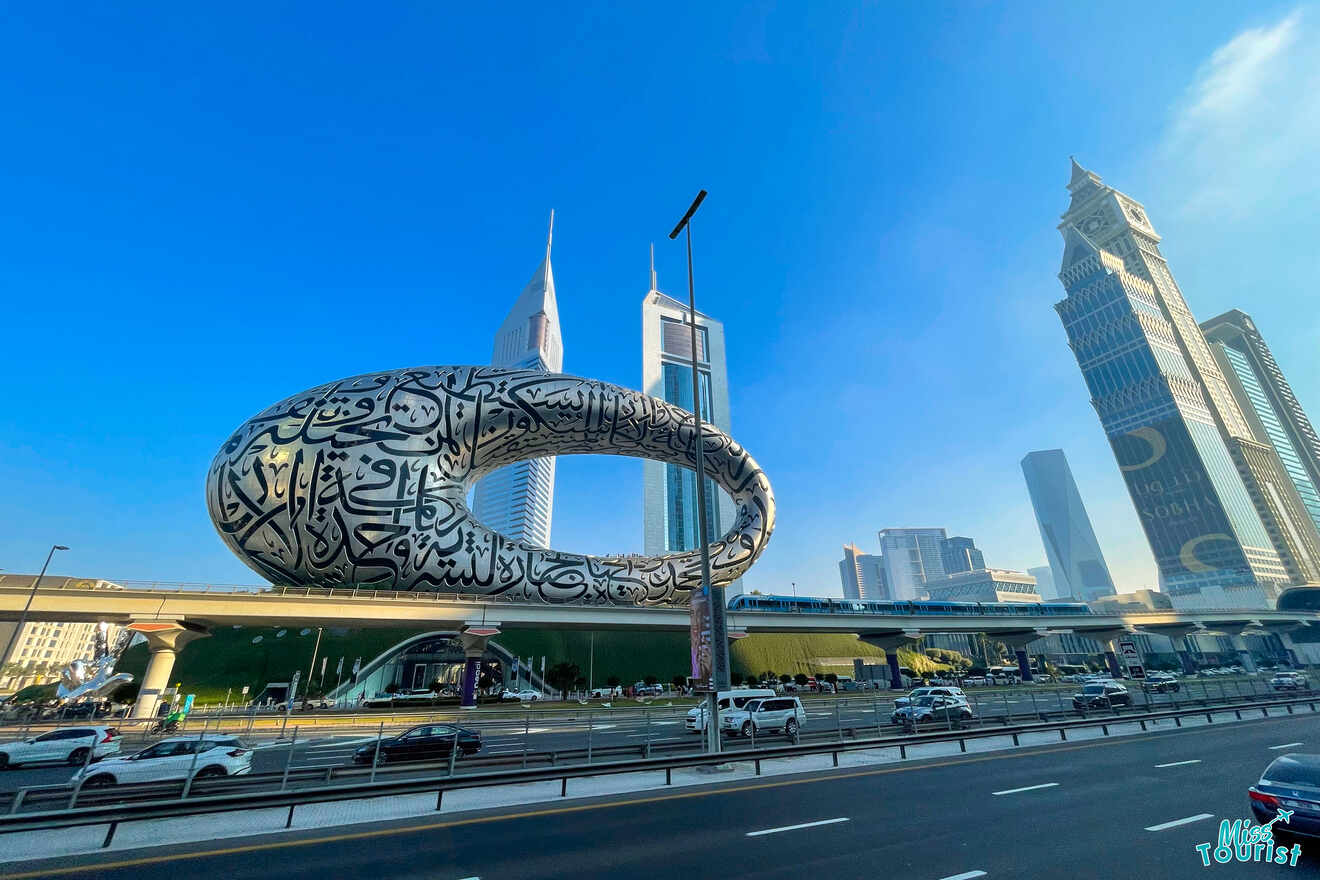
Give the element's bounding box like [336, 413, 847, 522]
[920, 568, 1041, 604]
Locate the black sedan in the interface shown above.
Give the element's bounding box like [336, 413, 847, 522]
[1250, 754, 1320, 839]
[1072, 682, 1131, 710]
[353, 724, 482, 765]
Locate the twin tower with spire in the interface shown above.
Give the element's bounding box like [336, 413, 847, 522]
[472, 213, 740, 599]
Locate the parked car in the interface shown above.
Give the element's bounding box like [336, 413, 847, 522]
[685, 688, 775, 732]
[362, 692, 397, 709]
[891, 696, 974, 725]
[894, 686, 967, 710]
[632, 683, 663, 697]
[352, 724, 482, 765]
[1072, 682, 1131, 710]
[1143, 673, 1181, 693]
[1272, 672, 1309, 691]
[0, 726, 122, 769]
[500, 689, 542, 702]
[73, 736, 251, 786]
[720, 697, 806, 738]
[1250, 753, 1320, 839]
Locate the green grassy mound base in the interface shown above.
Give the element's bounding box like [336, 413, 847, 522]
[108, 626, 964, 703]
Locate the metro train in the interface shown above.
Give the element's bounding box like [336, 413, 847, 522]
[726, 594, 1092, 617]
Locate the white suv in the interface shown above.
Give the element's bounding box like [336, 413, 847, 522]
[73, 736, 252, 786]
[720, 697, 806, 738]
[0, 726, 121, 769]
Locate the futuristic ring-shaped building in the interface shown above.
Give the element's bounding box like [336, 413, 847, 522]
[207, 366, 775, 605]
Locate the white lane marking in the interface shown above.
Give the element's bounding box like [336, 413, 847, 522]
[1154, 760, 1202, 768]
[1145, 813, 1214, 832]
[746, 817, 850, 837]
[938, 872, 987, 880]
[991, 783, 1059, 796]
[1270, 742, 1304, 750]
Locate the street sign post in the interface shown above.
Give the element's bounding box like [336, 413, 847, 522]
[1119, 640, 1145, 679]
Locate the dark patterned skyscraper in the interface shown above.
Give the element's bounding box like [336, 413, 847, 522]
[1054, 160, 1320, 607]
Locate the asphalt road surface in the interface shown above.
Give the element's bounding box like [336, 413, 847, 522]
[6, 707, 1320, 879]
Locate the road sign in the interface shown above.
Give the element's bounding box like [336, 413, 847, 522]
[1119, 640, 1145, 679]
[241, 685, 249, 696]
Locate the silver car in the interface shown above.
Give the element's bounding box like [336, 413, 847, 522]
[720, 697, 806, 737]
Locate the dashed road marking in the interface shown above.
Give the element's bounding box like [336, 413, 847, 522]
[991, 783, 1058, 796]
[1154, 760, 1201, 768]
[746, 817, 850, 836]
[1269, 742, 1304, 750]
[1145, 813, 1213, 832]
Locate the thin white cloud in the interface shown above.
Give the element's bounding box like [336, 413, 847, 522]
[1157, 8, 1320, 216]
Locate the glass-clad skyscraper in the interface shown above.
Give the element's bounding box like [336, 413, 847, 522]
[839, 544, 888, 600]
[1054, 160, 1303, 607]
[878, 528, 948, 601]
[1020, 449, 1117, 601]
[471, 217, 563, 548]
[1203, 310, 1320, 540]
[641, 256, 740, 594]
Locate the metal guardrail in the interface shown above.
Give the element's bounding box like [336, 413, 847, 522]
[2, 692, 1318, 849]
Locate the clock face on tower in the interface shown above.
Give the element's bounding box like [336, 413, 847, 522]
[1080, 214, 1106, 235]
[1125, 204, 1147, 225]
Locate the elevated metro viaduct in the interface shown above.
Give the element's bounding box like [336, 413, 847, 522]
[1, 582, 1316, 717]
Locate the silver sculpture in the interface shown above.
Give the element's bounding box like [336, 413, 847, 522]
[207, 366, 775, 604]
[56, 623, 134, 702]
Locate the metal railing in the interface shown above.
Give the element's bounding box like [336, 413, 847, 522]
[2, 691, 1317, 850]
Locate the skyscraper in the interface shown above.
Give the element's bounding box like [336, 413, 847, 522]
[1020, 449, 1117, 601]
[1202, 310, 1320, 539]
[1054, 160, 1309, 607]
[1028, 565, 1058, 601]
[641, 249, 740, 594]
[839, 544, 888, 600]
[878, 528, 948, 601]
[940, 536, 985, 574]
[471, 215, 563, 548]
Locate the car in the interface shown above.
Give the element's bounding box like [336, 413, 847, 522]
[1250, 754, 1320, 839]
[891, 695, 974, 725]
[362, 692, 397, 708]
[1271, 672, 1309, 691]
[0, 726, 122, 769]
[1072, 682, 1131, 710]
[73, 736, 251, 786]
[685, 688, 775, 732]
[1143, 673, 1181, 693]
[720, 697, 806, 738]
[894, 686, 967, 710]
[391, 689, 438, 706]
[501, 689, 542, 702]
[632, 683, 664, 696]
[353, 724, 481, 764]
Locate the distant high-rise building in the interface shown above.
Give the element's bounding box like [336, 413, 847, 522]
[940, 536, 985, 574]
[472, 215, 563, 548]
[839, 544, 888, 600]
[1020, 449, 1117, 602]
[1053, 159, 1308, 607]
[878, 528, 948, 601]
[1028, 565, 1059, 600]
[1203, 310, 1320, 540]
[641, 249, 740, 594]
[921, 568, 1041, 604]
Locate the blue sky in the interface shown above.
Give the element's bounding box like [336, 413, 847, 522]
[2, 2, 1318, 596]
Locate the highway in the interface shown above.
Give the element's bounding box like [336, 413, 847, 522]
[0, 680, 1303, 803]
[4, 708, 1318, 879]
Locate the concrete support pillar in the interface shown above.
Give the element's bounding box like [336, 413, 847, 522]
[457, 626, 500, 710]
[127, 622, 209, 719]
[1103, 650, 1123, 679]
[1177, 647, 1198, 675]
[1230, 635, 1258, 675]
[860, 631, 923, 690]
[1014, 649, 1034, 683]
[1278, 632, 1303, 667]
[885, 650, 902, 690]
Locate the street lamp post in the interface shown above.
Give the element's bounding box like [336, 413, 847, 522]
[669, 189, 731, 756]
[0, 545, 69, 675]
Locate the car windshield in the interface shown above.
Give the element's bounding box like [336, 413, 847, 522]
[908, 689, 931, 698]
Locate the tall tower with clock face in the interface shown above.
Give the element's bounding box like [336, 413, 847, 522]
[1054, 160, 1320, 607]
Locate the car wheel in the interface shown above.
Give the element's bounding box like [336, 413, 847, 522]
[195, 765, 226, 779]
[83, 774, 115, 787]
[785, 718, 799, 737]
[741, 721, 754, 737]
[67, 748, 90, 766]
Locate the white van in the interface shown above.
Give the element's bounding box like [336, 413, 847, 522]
[685, 688, 776, 732]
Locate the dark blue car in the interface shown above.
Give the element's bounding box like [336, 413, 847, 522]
[1250, 754, 1320, 838]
